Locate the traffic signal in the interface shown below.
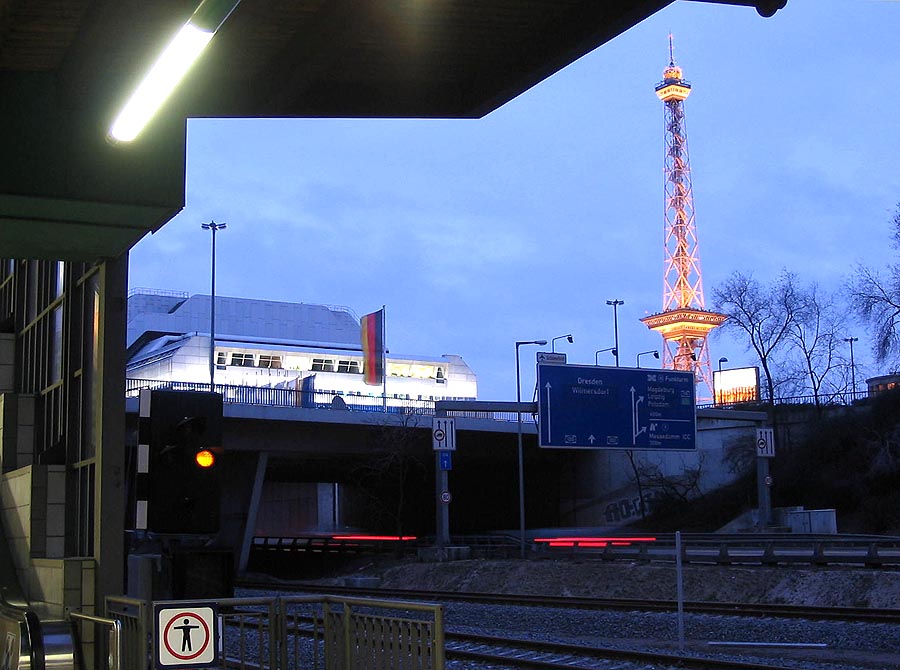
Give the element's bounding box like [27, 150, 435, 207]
[136, 389, 224, 534]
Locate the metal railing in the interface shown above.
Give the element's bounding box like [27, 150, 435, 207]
[69, 611, 122, 670]
[699, 390, 870, 411]
[104, 594, 443, 670]
[125, 379, 533, 423]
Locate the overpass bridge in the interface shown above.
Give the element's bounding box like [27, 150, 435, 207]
[124, 379, 766, 573]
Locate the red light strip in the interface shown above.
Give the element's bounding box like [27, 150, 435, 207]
[533, 536, 657, 544]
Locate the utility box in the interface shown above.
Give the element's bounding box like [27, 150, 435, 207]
[785, 508, 837, 534]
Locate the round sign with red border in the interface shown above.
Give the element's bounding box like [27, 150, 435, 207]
[155, 602, 219, 669]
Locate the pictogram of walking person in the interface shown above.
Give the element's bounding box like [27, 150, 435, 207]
[173, 618, 199, 652]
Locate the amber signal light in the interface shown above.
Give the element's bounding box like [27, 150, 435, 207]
[195, 449, 216, 468]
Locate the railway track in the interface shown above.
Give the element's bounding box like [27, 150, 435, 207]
[445, 631, 814, 670]
[237, 580, 900, 624]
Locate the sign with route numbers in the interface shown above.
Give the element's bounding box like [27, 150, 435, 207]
[537, 363, 696, 450]
[155, 602, 219, 669]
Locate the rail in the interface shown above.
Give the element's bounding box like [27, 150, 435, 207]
[125, 378, 533, 423]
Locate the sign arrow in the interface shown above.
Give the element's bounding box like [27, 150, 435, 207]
[544, 382, 552, 441]
[588, 434, 596, 445]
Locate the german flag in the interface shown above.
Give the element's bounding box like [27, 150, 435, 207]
[360, 309, 384, 386]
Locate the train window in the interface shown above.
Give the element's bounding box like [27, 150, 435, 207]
[216, 352, 227, 366]
[311, 358, 334, 372]
[337, 360, 360, 374]
[258, 355, 282, 369]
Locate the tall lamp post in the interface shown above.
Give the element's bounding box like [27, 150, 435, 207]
[636, 350, 659, 368]
[718, 357, 728, 372]
[201, 220, 226, 388]
[844, 337, 858, 397]
[516, 339, 546, 558]
[606, 299, 624, 367]
[595, 347, 616, 365]
[551, 334, 573, 353]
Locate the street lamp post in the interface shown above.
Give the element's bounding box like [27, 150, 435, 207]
[516, 339, 546, 558]
[595, 347, 616, 365]
[606, 299, 624, 367]
[844, 337, 858, 397]
[201, 220, 226, 389]
[636, 350, 659, 368]
[718, 357, 728, 373]
[551, 334, 573, 353]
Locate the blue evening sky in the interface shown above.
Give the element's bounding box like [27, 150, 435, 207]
[129, 0, 900, 401]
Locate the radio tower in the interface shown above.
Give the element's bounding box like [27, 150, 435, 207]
[640, 36, 726, 403]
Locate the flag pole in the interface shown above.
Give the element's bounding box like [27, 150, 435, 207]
[381, 304, 387, 412]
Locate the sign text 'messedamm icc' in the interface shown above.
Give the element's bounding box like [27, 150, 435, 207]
[537, 364, 696, 450]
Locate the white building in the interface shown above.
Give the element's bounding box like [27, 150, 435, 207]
[126, 289, 477, 407]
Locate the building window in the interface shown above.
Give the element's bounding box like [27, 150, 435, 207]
[258, 355, 283, 369]
[231, 352, 255, 367]
[311, 358, 334, 372]
[216, 352, 227, 366]
[337, 360, 360, 374]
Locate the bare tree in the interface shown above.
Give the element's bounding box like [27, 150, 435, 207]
[713, 270, 800, 403]
[788, 281, 847, 409]
[850, 203, 900, 366]
[350, 411, 429, 536]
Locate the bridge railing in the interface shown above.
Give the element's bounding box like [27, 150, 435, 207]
[125, 378, 535, 423]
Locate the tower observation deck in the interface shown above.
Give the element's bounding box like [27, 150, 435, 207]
[640, 38, 726, 403]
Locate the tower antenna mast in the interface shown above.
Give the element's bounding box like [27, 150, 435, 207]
[640, 37, 726, 403]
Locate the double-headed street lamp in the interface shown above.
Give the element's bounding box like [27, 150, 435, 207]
[636, 350, 659, 368]
[606, 299, 624, 367]
[201, 220, 226, 388]
[551, 334, 573, 352]
[595, 347, 616, 365]
[515, 339, 546, 557]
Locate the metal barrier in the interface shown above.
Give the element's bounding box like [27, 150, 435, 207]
[281, 596, 444, 670]
[105, 597, 149, 670]
[103, 595, 444, 670]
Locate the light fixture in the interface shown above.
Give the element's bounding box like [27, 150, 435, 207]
[551, 334, 573, 352]
[109, 0, 242, 143]
[636, 350, 659, 368]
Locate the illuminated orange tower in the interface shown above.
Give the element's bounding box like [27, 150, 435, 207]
[640, 37, 725, 403]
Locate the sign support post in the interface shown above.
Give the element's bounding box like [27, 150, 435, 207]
[756, 427, 775, 528]
[432, 417, 456, 547]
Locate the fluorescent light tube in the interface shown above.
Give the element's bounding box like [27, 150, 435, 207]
[109, 23, 213, 143]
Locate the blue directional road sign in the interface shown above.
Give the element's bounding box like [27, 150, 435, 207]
[537, 364, 696, 450]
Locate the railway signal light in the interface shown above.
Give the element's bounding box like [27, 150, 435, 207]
[136, 389, 224, 534]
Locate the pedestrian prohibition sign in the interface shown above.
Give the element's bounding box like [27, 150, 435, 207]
[155, 602, 219, 669]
